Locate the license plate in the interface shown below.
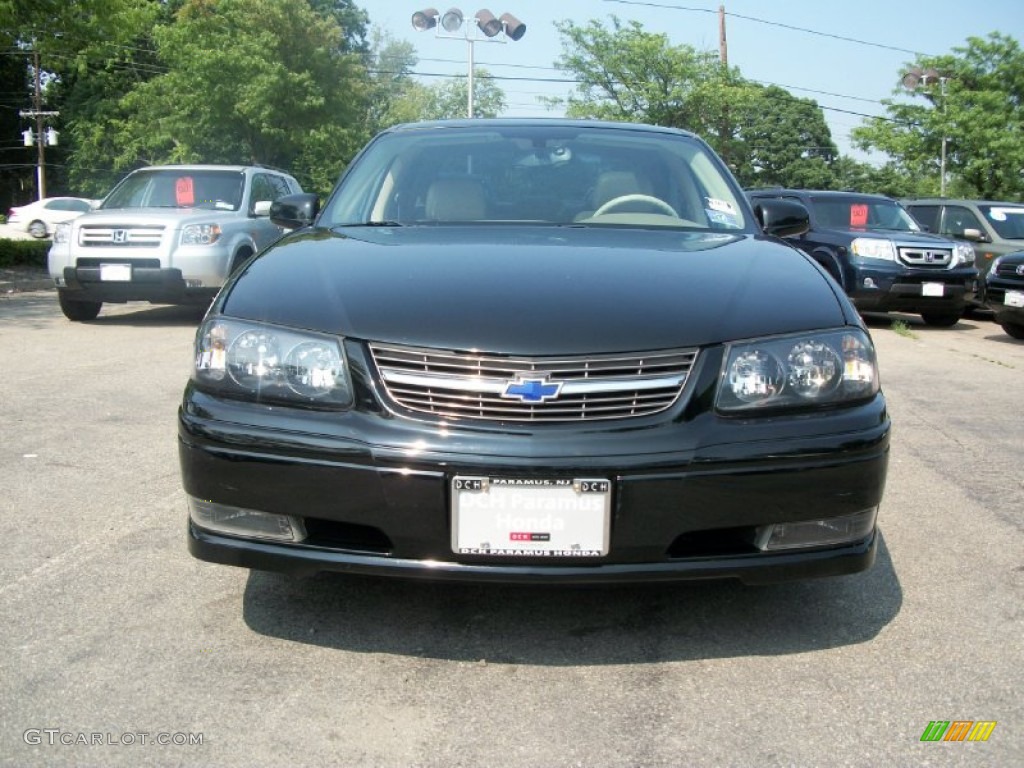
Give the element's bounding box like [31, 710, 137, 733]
[922, 282, 945, 297]
[1006, 290, 1024, 308]
[100, 263, 132, 282]
[452, 476, 611, 557]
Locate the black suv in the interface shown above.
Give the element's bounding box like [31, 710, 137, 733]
[747, 189, 977, 327]
[981, 252, 1024, 339]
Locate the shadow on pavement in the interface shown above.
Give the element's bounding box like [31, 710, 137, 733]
[242, 534, 902, 665]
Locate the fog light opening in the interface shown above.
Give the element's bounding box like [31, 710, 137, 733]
[863, 278, 877, 289]
[754, 508, 877, 551]
[188, 496, 306, 542]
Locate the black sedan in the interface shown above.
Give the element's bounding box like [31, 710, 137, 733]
[179, 119, 890, 585]
[981, 251, 1024, 339]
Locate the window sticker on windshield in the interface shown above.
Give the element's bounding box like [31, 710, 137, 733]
[175, 177, 195, 206]
[987, 207, 1024, 222]
[706, 210, 735, 227]
[850, 204, 868, 227]
[706, 197, 737, 215]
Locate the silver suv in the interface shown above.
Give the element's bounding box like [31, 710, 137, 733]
[48, 164, 302, 321]
[902, 198, 1024, 280]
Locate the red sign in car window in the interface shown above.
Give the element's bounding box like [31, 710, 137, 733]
[850, 204, 868, 227]
[175, 177, 195, 206]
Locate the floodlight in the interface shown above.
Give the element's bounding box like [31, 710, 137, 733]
[441, 8, 465, 32]
[499, 13, 526, 41]
[475, 9, 502, 37]
[411, 8, 438, 31]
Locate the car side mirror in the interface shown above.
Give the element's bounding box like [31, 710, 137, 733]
[753, 199, 810, 238]
[251, 200, 272, 217]
[961, 227, 990, 243]
[270, 193, 319, 229]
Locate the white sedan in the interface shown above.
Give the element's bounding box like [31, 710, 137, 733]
[7, 197, 98, 238]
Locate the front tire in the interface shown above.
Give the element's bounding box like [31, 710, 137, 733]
[28, 220, 48, 238]
[1001, 322, 1024, 339]
[920, 312, 961, 328]
[58, 290, 102, 321]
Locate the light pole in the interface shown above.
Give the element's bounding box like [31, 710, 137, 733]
[411, 8, 526, 118]
[902, 67, 951, 197]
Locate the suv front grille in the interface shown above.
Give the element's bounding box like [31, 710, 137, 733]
[79, 225, 165, 248]
[994, 261, 1024, 279]
[897, 245, 952, 268]
[369, 343, 698, 423]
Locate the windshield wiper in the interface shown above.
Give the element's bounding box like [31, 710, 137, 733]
[344, 220, 404, 227]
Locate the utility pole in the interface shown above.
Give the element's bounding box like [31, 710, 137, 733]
[18, 46, 58, 201]
[718, 5, 728, 66]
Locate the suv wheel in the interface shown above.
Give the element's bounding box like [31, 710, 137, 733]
[28, 220, 48, 238]
[920, 312, 961, 328]
[58, 290, 102, 321]
[1001, 322, 1024, 339]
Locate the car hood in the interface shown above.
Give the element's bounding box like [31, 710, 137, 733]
[70, 207, 236, 228]
[218, 226, 849, 354]
[814, 227, 956, 245]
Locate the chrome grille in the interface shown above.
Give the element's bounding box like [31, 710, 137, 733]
[897, 245, 952, 268]
[369, 343, 698, 422]
[79, 225, 165, 248]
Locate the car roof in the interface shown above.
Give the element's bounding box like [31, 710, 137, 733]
[380, 118, 700, 140]
[902, 198, 1024, 206]
[747, 188, 897, 202]
[133, 164, 291, 175]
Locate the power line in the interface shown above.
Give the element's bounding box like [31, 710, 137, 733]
[600, 0, 935, 56]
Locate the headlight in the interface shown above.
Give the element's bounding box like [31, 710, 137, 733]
[53, 222, 70, 244]
[987, 256, 1002, 277]
[193, 318, 353, 408]
[182, 223, 222, 245]
[850, 238, 896, 261]
[717, 329, 879, 413]
[954, 241, 975, 267]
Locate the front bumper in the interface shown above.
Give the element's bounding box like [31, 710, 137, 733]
[179, 383, 890, 585]
[845, 263, 976, 314]
[60, 265, 217, 304]
[981, 278, 1024, 326]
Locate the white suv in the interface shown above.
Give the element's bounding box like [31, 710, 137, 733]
[48, 164, 301, 321]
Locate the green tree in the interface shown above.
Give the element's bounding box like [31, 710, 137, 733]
[100, 0, 370, 196]
[423, 70, 506, 120]
[852, 32, 1024, 201]
[552, 17, 838, 189]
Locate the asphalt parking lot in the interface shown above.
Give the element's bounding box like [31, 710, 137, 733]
[1, 286, 1021, 767]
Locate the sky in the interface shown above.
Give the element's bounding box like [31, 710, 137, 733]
[367, 0, 1024, 163]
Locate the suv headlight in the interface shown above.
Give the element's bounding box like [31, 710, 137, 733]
[53, 222, 71, 244]
[193, 318, 353, 408]
[717, 329, 879, 413]
[954, 241, 975, 267]
[182, 223, 222, 245]
[850, 238, 896, 261]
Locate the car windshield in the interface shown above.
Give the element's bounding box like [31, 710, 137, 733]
[101, 169, 244, 211]
[320, 124, 750, 231]
[809, 197, 920, 232]
[979, 205, 1024, 239]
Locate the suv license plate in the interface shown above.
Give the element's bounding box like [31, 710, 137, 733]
[1006, 290, 1024, 308]
[922, 282, 944, 297]
[100, 264, 132, 282]
[452, 476, 611, 557]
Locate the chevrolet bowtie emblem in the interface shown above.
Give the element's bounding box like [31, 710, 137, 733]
[502, 377, 563, 403]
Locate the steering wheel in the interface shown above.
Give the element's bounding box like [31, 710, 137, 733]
[593, 194, 677, 218]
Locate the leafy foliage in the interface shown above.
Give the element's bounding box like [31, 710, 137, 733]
[552, 17, 838, 190]
[853, 33, 1024, 201]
